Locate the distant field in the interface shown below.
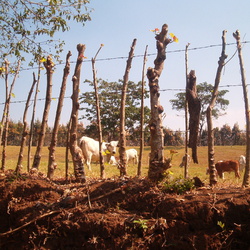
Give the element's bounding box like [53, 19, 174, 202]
[0, 145, 246, 186]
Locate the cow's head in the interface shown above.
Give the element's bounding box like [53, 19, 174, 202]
[105, 140, 119, 155]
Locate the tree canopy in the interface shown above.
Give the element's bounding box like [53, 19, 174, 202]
[0, 0, 91, 65]
[79, 79, 150, 142]
[170, 82, 229, 131]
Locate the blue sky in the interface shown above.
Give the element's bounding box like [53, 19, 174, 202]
[1, 0, 250, 131]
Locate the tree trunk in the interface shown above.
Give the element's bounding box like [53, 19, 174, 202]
[147, 24, 172, 182]
[187, 70, 201, 164]
[233, 30, 250, 187]
[65, 119, 71, 180]
[138, 45, 148, 177]
[32, 56, 54, 169]
[207, 30, 227, 186]
[1, 60, 20, 171]
[15, 72, 37, 174]
[27, 65, 41, 172]
[119, 39, 137, 176]
[92, 45, 105, 178]
[69, 44, 86, 182]
[47, 51, 72, 179]
[0, 60, 9, 145]
[184, 43, 190, 178]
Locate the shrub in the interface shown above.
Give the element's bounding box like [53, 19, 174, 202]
[161, 175, 195, 194]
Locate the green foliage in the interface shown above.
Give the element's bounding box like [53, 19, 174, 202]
[0, 0, 92, 64]
[163, 128, 184, 146]
[217, 221, 225, 230]
[161, 175, 195, 194]
[133, 219, 148, 231]
[80, 79, 150, 140]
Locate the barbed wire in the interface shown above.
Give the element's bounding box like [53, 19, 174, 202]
[18, 41, 250, 72]
[1, 41, 249, 105]
[0, 83, 249, 105]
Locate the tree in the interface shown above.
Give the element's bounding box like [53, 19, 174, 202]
[47, 51, 71, 179]
[80, 79, 150, 141]
[220, 124, 232, 146]
[170, 82, 229, 135]
[32, 55, 54, 169]
[206, 30, 227, 186]
[119, 39, 137, 176]
[69, 44, 86, 182]
[147, 24, 173, 182]
[0, 0, 91, 64]
[233, 30, 250, 187]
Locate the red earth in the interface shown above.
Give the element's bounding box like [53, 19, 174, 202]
[0, 170, 249, 250]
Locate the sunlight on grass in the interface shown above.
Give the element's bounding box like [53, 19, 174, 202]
[0, 145, 246, 186]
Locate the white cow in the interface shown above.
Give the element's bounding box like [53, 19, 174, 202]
[126, 149, 138, 165]
[79, 136, 119, 171]
[239, 155, 246, 172]
[109, 155, 118, 165]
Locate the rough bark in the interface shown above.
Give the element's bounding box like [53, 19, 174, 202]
[92, 45, 105, 178]
[207, 30, 227, 186]
[147, 24, 172, 182]
[1, 60, 20, 171]
[233, 30, 250, 187]
[187, 70, 200, 164]
[119, 39, 137, 176]
[27, 65, 41, 171]
[32, 56, 54, 169]
[0, 60, 9, 145]
[15, 72, 37, 174]
[47, 51, 72, 179]
[65, 119, 71, 180]
[138, 45, 148, 177]
[69, 44, 86, 182]
[184, 43, 190, 178]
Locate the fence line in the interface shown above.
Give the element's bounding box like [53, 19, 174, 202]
[0, 83, 249, 106]
[17, 41, 250, 72]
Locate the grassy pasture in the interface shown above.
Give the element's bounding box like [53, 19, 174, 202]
[1, 145, 246, 186]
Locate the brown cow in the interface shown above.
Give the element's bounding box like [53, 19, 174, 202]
[215, 160, 240, 179]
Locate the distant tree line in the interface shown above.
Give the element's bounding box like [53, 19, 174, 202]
[6, 120, 245, 147]
[6, 120, 85, 147]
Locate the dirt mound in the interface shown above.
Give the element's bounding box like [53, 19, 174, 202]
[0, 172, 250, 249]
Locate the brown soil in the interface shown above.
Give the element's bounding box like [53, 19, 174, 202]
[0, 170, 249, 250]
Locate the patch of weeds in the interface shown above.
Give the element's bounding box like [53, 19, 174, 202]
[133, 219, 148, 231]
[6, 173, 27, 183]
[217, 221, 225, 230]
[161, 175, 195, 194]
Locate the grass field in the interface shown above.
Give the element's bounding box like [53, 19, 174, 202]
[0, 145, 246, 186]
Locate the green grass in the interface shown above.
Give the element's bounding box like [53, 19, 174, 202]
[0, 145, 246, 185]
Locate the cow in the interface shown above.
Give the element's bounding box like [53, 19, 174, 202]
[214, 160, 240, 179]
[79, 136, 119, 171]
[109, 155, 118, 165]
[179, 154, 191, 168]
[115, 149, 138, 168]
[239, 155, 246, 172]
[126, 149, 138, 165]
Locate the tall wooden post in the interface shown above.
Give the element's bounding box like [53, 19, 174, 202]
[119, 39, 137, 176]
[69, 44, 86, 182]
[233, 30, 250, 187]
[207, 30, 227, 186]
[147, 24, 172, 182]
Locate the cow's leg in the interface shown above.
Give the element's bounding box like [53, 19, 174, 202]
[222, 172, 224, 179]
[135, 155, 138, 164]
[86, 154, 92, 171]
[236, 170, 240, 178]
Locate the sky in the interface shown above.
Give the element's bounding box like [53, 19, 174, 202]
[1, 0, 250, 132]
